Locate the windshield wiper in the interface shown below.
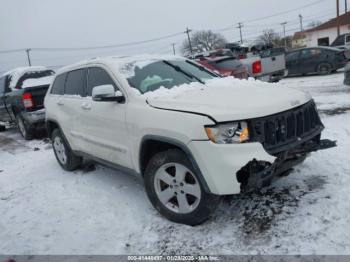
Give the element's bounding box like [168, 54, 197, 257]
[162, 60, 205, 84]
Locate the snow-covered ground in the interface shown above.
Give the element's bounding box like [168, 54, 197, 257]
[1, 72, 350, 255]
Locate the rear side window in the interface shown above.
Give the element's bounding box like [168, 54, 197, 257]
[51, 73, 67, 95]
[87, 67, 116, 96]
[346, 35, 350, 43]
[286, 51, 299, 60]
[65, 69, 86, 96]
[332, 35, 345, 46]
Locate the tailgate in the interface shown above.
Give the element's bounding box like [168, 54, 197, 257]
[24, 85, 49, 109]
[261, 54, 286, 75]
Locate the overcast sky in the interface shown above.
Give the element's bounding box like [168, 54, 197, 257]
[0, 0, 342, 73]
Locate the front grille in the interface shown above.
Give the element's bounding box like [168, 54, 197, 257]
[249, 100, 323, 154]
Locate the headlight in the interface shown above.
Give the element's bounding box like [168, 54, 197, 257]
[205, 121, 249, 144]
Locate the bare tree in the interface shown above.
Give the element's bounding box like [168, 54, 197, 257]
[307, 20, 322, 29]
[256, 29, 281, 47]
[181, 30, 227, 56]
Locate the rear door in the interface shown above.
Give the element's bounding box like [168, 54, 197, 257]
[49, 69, 87, 151]
[299, 49, 321, 73]
[0, 76, 12, 122]
[78, 66, 132, 168]
[286, 51, 300, 75]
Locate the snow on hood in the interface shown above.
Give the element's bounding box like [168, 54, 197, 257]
[22, 76, 54, 89]
[144, 77, 312, 122]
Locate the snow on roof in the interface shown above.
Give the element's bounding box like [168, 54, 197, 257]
[56, 54, 185, 77]
[2, 66, 49, 90]
[22, 75, 54, 89]
[305, 11, 350, 33]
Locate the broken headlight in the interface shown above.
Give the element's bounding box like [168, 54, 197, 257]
[205, 121, 249, 144]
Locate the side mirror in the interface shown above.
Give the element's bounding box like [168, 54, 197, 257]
[92, 85, 125, 103]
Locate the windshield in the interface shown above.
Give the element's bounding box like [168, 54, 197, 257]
[125, 60, 217, 94]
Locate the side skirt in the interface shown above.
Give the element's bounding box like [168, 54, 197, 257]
[73, 150, 141, 178]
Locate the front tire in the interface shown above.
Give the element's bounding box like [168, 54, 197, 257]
[144, 149, 220, 226]
[51, 129, 82, 171]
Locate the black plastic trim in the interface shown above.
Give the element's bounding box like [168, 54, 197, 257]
[140, 135, 211, 193]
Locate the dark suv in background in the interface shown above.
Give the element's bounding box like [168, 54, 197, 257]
[0, 67, 54, 139]
[286, 47, 350, 76]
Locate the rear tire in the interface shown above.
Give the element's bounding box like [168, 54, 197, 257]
[144, 149, 220, 226]
[16, 114, 32, 140]
[317, 63, 332, 75]
[51, 128, 82, 171]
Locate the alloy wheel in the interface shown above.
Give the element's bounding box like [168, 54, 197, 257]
[154, 163, 201, 214]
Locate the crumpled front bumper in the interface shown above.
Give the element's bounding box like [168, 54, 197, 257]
[188, 138, 336, 195]
[239, 139, 336, 192]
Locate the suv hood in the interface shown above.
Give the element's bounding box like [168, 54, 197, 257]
[146, 78, 311, 122]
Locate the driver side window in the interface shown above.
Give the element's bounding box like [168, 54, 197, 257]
[87, 67, 118, 97]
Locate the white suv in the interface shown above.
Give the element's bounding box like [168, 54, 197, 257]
[44, 55, 335, 225]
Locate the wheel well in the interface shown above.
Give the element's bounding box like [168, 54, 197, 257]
[139, 139, 184, 175]
[46, 120, 59, 138]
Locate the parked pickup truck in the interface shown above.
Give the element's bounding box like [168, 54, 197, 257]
[331, 33, 350, 50]
[0, 66, 54, 139]
[203, 47, 288, 82]
[239, 47, 287, 82]
[45, 55, 336, 225]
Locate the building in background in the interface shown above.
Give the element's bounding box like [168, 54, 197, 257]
[292, 32, 307, 48]
[292, 11, 350, 48]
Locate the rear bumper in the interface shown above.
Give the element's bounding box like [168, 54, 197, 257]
[22, 108, 46, 126]
[258, 69, 288, 82]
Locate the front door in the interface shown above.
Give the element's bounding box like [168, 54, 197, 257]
[79, 66, 133, 169]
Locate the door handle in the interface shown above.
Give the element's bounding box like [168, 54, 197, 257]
[81, 102, 91, 110]
[57, 100, 64, 106]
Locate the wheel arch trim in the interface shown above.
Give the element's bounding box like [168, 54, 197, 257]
[139, 135, 211, 193]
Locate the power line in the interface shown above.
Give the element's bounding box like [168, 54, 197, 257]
[213, 0, 327, 32]
[0, 32, 185, 54]
[241, 0, 327, 23]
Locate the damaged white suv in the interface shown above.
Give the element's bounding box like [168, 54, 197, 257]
[44, 55, 336, 225]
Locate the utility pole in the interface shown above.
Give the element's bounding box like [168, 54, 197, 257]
[281, 22, 287, 48]
[185, 27, 193, 56]
[337, 0, 340, 36]
[25, 48, 32, 66]
[172, 43, 176, 56]
[299, 14, 303, 32]
[346, 0, 348, 12]
[237, 22, 243, 44]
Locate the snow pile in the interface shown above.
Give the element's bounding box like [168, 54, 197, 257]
[141, 76, 278, 99]
[22, 76, 54, 88]
[3, 66, 48, 90]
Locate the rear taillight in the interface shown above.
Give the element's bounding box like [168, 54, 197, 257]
[252, 61, 262, 74]
[22, 93, 33, 109]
